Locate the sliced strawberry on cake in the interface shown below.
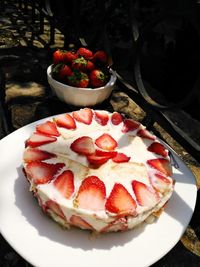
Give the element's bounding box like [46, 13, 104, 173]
[147, 142, 168, 157]
[137, 128, 156, 140]
[132, 180, 160, 207]
[94, 111, 109, 126]
[147, 158, 172, 177]
[25, 132, 57, 147]
[70, 215, 93, 230]
[105, 183, 137, 216]
[74, 176, 106, 211]
[72, 108, 93, 125]
[53, 170, 75, 199]
[122, 119, 140, 133]
[112, 152, 130, 163]
[150, 173, 173, 194]
[36, 121, 60, 136]
[70, 136, 95, 155]
[95, 133, 117, 151]
[45, 200, 66, 220]
[25, 162, 64, 184]
[54, 113, 76, 130]
[111, 112, 123, 125]
[23, 148, 56, 163]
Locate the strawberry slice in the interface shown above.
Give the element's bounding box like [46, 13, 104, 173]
[112, 152, 130, 163]
[87, 154, 111, 166]
[75, 176, 106, 211]
[122, 119, 140, 133]
[101, 218, 128, 233]
[23, 148, 56, 163]
[26, 162, 64, 184]
[53, 170, 74, 199]
[147, 158, 172, 177]
[70, 215, 93, 230]
[55, 114, 76, 130]
[111, 112, 123, 125]
[147, 142, 168, 157]
[150, 173, 172, 194]
[25, 133, 57, 147]
[45, 200, 65, 220]
[95, 133, 117, 151]
[36, 121, 60, 137]
[95, 150, 117, 158]
[94, 111, 109, 126]
[137, 129, 156, 140]
[70, 136, 95, 155]
[132, 180, 160, 207]
[105, 183, 137, 216]
[87, 150, 117, 166]
[72, 108, 93, 125]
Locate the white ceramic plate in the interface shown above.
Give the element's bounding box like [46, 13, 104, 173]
[0, 116, 197, 267]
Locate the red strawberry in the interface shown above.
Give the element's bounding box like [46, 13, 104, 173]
[147, 158, 172, 177]
[77, 47, 93, 60]
[70, 136, 95, 155]
[23, 148, 56, 163]
[111, 112, 123, 125]
[86, 60, 95, 71]
[132, 180, 160, 207]
[95, 150, 117, 158]
[64, 51, 78, 63]
[147, 142, 168, 157]
[105, 183, 137, 215]
[55, 114, 76, 130]
[53, 170, 74, 199]
[68, 71, 89, 88]
[122, 119, 140, 133]
[87, 150, 117, 165]
[36, 121, 60, 137]
[112, 152, 130, 163]
[90, 69, 108, 88]
[53, 49, 66, 64]
[71, 57, 87, 71]
[75, 176, 106, 211]
[137, 128, 156, 140]
[59, 64, 73, 81]
[150, 173, 172, 194]
[25, 133, 57, 147]
[95, 133, 117, 151]
[70, 215, 93, 230]
[26, 162, 64, 184]
[94, 111, 109, 126]
[45, 200, 65, 219]
[72, 108, 93, 125]
[87, 154, 111, 166]
[93, 50, 108, 65]
[101, 218, 128, 233]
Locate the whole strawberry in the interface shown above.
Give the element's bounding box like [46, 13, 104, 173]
[53, 50, 66, 64]
[90, 69, 108, 88]
[72, 57, 87, 71]
[77, 47, 93, 60]
[64, 51, 78, 63]
[93, 50, 108, 65]
[52, 63, 72, 83]
[68, 71, 89, 88]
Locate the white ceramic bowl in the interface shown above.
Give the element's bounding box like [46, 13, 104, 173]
[47, 65, 117, 106]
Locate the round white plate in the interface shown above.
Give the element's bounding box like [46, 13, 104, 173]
[0, 116, 197, 267]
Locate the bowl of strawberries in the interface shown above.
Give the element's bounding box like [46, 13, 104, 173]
[47, 47, 117, 106]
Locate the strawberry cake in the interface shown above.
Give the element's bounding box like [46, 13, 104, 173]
[23, 108, 174, 233]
